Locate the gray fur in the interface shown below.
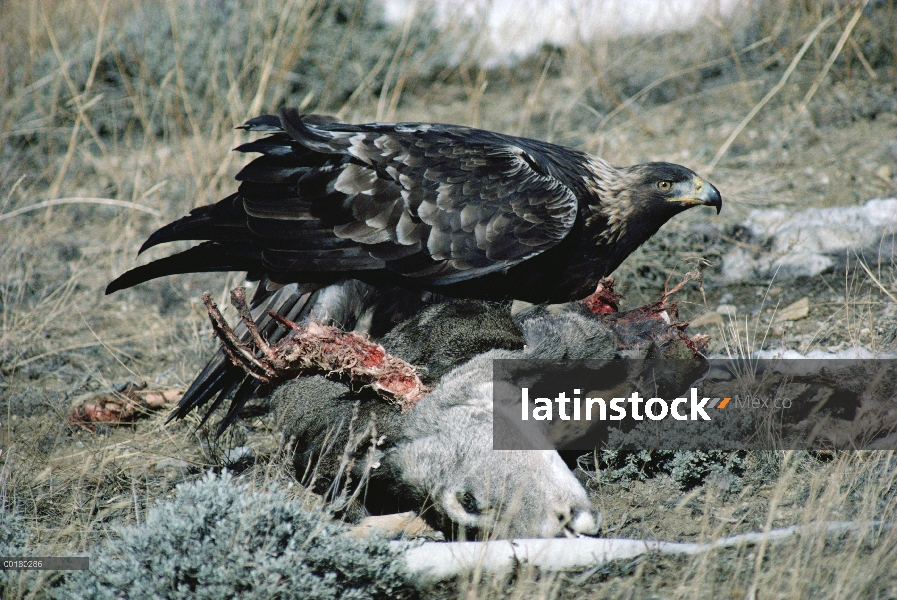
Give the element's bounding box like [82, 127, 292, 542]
[393, 349, 598, 538]
[269, 301, 615, 538]
[517, 306, 618, 360]
[380, 299, 524, 384]
[270, 377, 395, 499]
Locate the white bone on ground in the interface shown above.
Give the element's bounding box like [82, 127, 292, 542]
[396, 520, 884, 585]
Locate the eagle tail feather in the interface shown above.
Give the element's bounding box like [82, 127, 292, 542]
[278, 108, 343, 154]
[237, 114, 283, 132]
[216, 377, 260, 435]
[138, 194, 251, 255]
[105, 242, 261, 295]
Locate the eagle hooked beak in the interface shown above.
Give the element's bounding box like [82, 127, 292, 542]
[693, 177, 722, 214]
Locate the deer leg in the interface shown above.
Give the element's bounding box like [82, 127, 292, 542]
[228, 287, 286, 370]
[201, 292, 276, 382]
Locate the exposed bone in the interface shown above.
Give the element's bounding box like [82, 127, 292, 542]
[396, 521, 884, 585]
[203, 274, 711, 416]
[593, 271, 709, 357]
[576, 273, 709, 354]
[201, 288, 430, 410]
[579, 277, 623, 314]
[68, 384, 182, 429]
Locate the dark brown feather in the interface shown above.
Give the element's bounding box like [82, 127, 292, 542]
[108, 111, 592, 298]
[107, 109, 720, 303]
[111, 110, 722, 432]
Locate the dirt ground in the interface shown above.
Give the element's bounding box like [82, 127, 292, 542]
[2, 1, 897, 597]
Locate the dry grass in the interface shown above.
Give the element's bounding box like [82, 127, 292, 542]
[446, 452, 897, 599]
[1, 0, 897, 597]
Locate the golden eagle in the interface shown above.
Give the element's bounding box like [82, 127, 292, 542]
[106, 109, 721, 303]
[106, 109, 721, 430]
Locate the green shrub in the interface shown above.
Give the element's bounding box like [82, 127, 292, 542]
[0, 509, 30, 593]
[56, 471, 413, 600]
[591, 449, 748, 491]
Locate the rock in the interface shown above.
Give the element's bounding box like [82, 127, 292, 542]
[716, 304, 737, 317]
[776, 297, 809, 321]
[689, 311, 724, 328]
[721, 198, 897, 283]
[731, 347, 895, 360]
[223, 446, 254, 468]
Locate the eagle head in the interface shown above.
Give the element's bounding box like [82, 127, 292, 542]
[585, 160, 722, 249]
[585, 159, 723, 276]
[625, 162, 722, 216]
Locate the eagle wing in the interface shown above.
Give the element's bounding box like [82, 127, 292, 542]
[106, 109, 582, 293]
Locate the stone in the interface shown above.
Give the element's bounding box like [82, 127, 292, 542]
[716, 304, 737, 317]
[721, 198, 897, 283]
[776, 297, 809, 322]
[689, 311, 724, 328]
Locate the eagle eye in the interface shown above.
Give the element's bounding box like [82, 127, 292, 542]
[656, 180, 672, 191]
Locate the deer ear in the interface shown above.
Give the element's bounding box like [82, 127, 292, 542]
[440, 488, 484, 528]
